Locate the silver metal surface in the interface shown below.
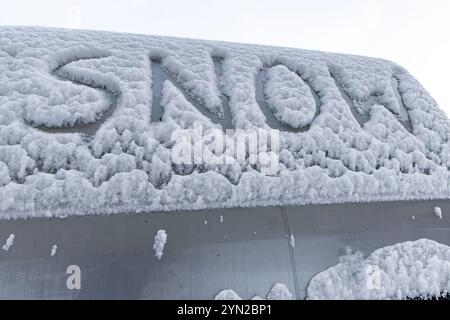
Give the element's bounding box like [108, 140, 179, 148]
[0, 200, 449, 299]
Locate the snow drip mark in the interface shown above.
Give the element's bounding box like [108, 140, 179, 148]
[2, 234, 14, 251]
[34, 54, 118, 136]
[256, 63, 321, 133]
[150, 56, 233, 129]
[153, 229, 167, 260]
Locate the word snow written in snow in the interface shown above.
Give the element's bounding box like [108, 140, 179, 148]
[0, 27, 449, 218]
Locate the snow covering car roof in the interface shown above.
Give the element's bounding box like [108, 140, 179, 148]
[0, 26, 449, 219]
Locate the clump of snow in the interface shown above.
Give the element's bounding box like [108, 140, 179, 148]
[50, 244, 58, 257]
[434, 207, 443, 219]
[2, 234, 14, 251]
[267, 283, 293, 300]
[307, 239, 450, 300]
[289, 234, 295, 248]
[0, 27, 449, 219]
[215, 283, 293, 300]
[214, 289, 242, 300]
[219, 215, 223, 223]
[153, 230, 167, 260]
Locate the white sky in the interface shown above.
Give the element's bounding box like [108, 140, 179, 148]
[1, 0, 449, 114]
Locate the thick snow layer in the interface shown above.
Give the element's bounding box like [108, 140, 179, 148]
[2, 234, 14, 251]
[153, 229, 167, 260]
[307, 239, 450, 300]
[0, 26, 450, 218]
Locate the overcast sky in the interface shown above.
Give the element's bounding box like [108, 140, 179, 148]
[2, 0, 449, 114]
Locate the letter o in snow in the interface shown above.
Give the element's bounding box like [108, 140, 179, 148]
[264, 65, 316, 129]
